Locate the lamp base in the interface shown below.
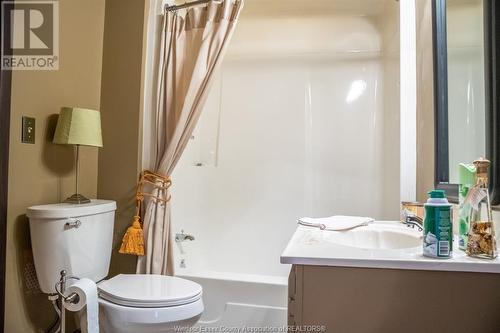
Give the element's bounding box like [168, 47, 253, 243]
[64, 193, 91, 204]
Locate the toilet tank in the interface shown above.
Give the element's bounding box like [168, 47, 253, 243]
[27, 200, 117, 294]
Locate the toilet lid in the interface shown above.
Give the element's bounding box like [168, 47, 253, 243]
[98, 274, 202, 308]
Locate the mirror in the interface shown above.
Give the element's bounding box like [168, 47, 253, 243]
[447, 0, 486, 183]
[433, 0, 500, 204]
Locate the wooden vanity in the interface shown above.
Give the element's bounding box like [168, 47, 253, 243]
[282, 224, 500, 332]
[288, 264, 500, 332]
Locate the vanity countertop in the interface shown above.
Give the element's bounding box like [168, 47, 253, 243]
[280, 222, 500, 274]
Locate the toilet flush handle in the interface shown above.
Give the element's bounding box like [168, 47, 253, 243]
[65, 219, 81, 229]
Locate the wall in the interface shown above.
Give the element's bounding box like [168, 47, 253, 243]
[171, 0, 400, 278]
[97, 0, 146, 278]
[416, 0, 435, 202]
[5, 0, 105, 332]
[380, 0, 401, 219]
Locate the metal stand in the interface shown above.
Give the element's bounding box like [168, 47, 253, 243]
[64, 145, 91, 204]
[48, 270, 80, 333]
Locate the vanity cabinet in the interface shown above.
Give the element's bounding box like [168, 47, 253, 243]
[288, 265, 500, 333]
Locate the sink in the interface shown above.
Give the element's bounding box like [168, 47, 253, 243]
[282, 220, 500, 273]
[300, 221, 422, 250]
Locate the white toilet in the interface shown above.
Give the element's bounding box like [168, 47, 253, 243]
[27, 200, 203, 333]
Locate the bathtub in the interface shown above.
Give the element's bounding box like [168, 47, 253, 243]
[176, 269, 288, 330]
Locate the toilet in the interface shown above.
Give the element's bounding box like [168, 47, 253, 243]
[97, 274, 202, 333]
[26, 200, 203, 333]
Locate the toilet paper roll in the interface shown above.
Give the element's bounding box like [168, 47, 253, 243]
[64, 278, 99, 333]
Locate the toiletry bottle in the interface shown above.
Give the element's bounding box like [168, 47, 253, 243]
[423, 190, 453, 258]
[466, 158, 497, 259]
[458, 163, 476, 250]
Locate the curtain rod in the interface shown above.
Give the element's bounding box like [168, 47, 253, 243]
[164, 0, 221, 12]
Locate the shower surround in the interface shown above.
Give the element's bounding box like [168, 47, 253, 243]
[168, 0, 401, 328]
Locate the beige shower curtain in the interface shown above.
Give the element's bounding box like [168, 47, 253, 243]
[137, 0, 243, 275]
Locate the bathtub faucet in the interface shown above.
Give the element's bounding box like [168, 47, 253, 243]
[175, 230, 195, 242]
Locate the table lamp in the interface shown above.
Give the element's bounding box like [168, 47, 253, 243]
[53, 107, 103, 204]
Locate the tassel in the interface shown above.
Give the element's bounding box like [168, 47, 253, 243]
[119, 216, 145, 256]
[119, 170, 171, 257]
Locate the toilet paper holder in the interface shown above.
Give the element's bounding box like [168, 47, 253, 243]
[50, 270, 81, 333]
[55, 270, 81, 305]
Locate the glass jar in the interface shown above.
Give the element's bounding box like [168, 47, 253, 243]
[466, 158, 497, 259]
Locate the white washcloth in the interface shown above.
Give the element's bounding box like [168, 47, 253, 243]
[298, 215, 374, 231]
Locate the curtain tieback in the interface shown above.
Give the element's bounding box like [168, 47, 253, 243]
[119, 170, 172, 256]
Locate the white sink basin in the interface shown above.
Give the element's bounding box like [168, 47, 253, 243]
[281, 220, 500, 274]
[299, 221, 422, 250]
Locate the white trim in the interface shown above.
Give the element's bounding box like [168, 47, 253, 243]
[400, 0, 417, 202]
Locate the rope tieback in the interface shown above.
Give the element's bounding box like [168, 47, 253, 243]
[119, 170, 172, 256]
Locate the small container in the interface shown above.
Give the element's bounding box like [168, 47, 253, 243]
[423, 190, 453, 258]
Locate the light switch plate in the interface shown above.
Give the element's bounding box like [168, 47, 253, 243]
[22, 116, 35, 144]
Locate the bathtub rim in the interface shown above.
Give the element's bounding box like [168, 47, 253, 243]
[175, 269, 288, 287]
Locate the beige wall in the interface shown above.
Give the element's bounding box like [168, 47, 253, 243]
[416, 0, 435, 202]
[380, 0, 401, 219]
[97, 0, 146, 277]
[5, 0, 147, 330]
[5, 0, 106, 332]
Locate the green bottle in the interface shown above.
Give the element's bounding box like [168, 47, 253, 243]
[423, 190, 453, 258]
[458, 163, 476, 250]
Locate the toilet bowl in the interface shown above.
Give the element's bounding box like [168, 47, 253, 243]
[96, 274, 203, 333]
[27, 200, 204, 333]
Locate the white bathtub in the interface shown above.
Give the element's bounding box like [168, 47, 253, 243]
[176, 269, 288, 330]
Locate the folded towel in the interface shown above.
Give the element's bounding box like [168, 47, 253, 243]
[298, 215, 374, 231]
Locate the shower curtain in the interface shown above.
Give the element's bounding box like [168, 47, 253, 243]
[137, 0, 244, 275]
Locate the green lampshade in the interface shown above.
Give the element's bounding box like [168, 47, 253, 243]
[53, 107, 103, 147]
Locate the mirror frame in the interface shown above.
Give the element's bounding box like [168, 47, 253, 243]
[432, 0, 500, 205]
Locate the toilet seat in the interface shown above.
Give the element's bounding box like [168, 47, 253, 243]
[98, 274, 202, 308]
